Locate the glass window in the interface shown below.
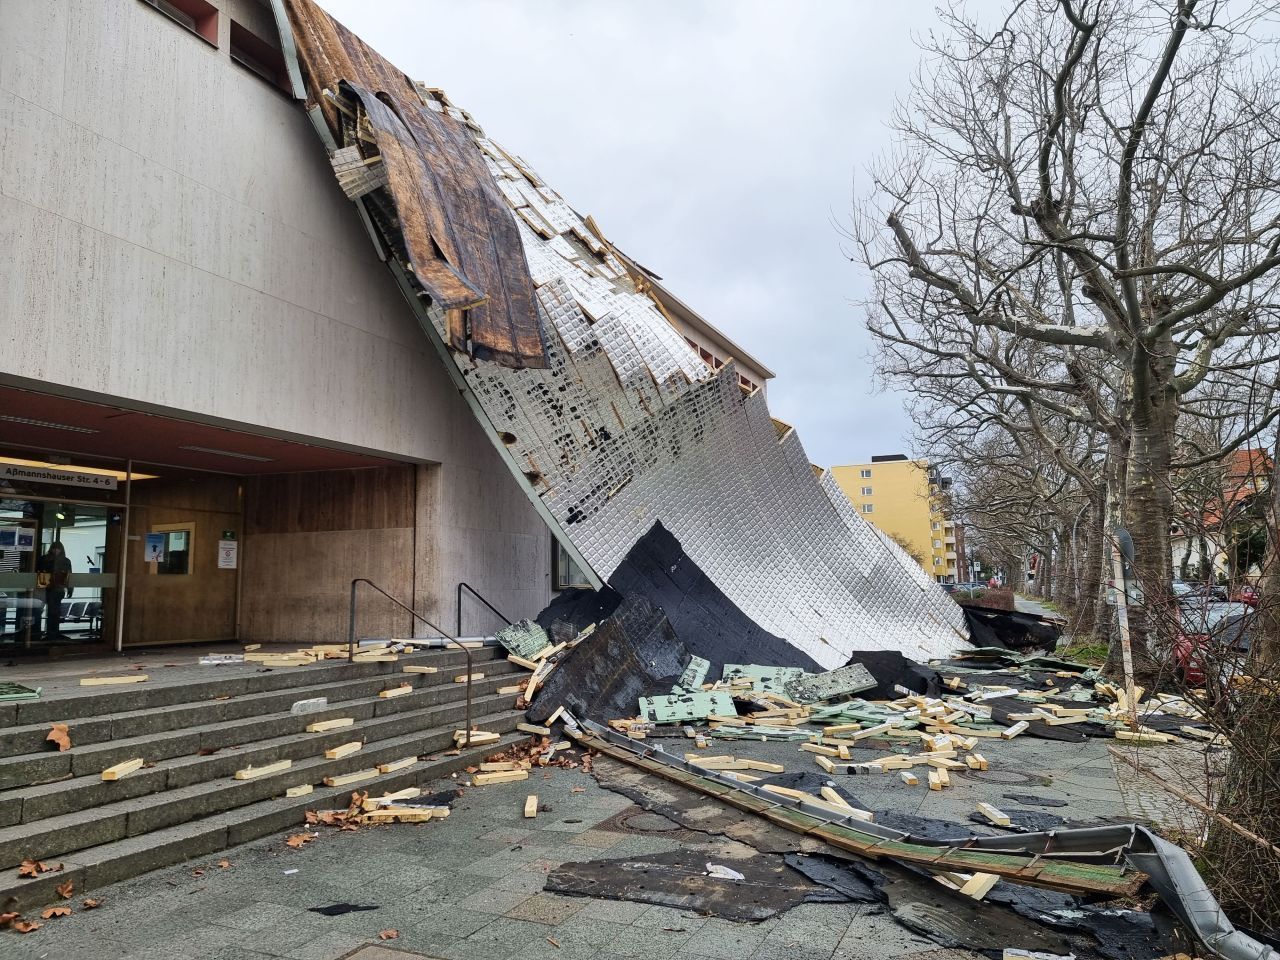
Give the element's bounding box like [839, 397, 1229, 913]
[860, 469, 872, 478]
[861, 486, 872, 496]
[933, 539, 941, 549]
[861, 504, 873, 514]
[148, 523, 195, 576]
[552, 541, 592, 591]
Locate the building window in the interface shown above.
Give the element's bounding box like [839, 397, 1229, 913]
[552, 540, 592, 591]
[230, 20, 289, 91]
[139, 0, 218, 46]
[931, 521, 940, 530]
[860, 486, 872, 496]
[860, 469, 872, 479]
[933, 539, 941, 549]
[148, 523, 195, 576]
[933, 556, 942, 566]
[861, 504, 873, 514]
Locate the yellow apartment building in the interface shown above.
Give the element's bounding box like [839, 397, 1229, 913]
[830, 455, 960, 582]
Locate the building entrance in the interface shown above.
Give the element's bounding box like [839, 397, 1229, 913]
[0, 497, 121, 653]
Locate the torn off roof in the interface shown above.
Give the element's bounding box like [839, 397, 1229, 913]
[270, 0, 970, 666]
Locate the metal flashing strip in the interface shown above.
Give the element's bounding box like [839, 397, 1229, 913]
[571, 718, 1278, 960]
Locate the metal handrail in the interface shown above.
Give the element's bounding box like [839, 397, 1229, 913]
[456, 581, 513, 639]
[348, 578, 475, 746]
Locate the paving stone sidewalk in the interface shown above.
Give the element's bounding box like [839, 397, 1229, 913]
[2, 728, 1209, 960]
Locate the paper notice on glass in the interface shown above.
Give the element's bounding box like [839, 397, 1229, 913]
[217, 539, 238, 570]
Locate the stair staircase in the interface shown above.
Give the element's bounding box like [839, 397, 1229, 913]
[0, 645, 532, 911]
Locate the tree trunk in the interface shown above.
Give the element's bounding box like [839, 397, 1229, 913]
[1118, 334, 1178, 684]
[1199, 430, 1280, 930]
[1074, 490, 1106, 640]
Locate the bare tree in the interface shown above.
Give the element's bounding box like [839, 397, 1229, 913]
[852, 0, 1280, 679]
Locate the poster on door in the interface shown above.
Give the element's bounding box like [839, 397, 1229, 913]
[144, 533, 166, 563]
[217, 539, 238, 570]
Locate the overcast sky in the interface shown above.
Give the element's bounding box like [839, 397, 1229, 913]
[315, 0, 995, 467]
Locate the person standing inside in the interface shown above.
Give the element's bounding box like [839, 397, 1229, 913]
[36, 541, 72, 640]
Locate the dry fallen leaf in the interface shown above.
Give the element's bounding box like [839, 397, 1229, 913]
[17, 859, 59, 878]
[82, 899, 103, 910]
[55, 879, 74, 899]
[0, 912, 19, 926]
[13, 919, 41, 933]
[46, 723, 71, 752]
[40, 907, 71, 919]
[284, 833, 314, 849]
[217, 859, 231, 870]
[377, 929, 398, 941]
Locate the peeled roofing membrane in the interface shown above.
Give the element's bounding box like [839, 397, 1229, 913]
[274, 0, 970, 667]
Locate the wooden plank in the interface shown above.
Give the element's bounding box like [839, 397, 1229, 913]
[80, 675, 147, 687]
[235, 759, 293, 780]
[480, 761, 522, 772]
[742, 760, 784, 773]
[324, 768, 379, 787]
[454, 673, 484, 683]
[976, 802, 1012, 827]
[516, 722, 551, 736]
[800, 743, 840, 757]
[362, 787, 421, 810]
[900, 771, 919, 786]
[473, 769, 529, 786]
[324, 741, 363, 760]
[814, 755, 836, 774]
[306, 718, 354, 733]
[379, 684, 413, 699]
[507, 654, 540, 670]
[377, 757, 418, 774]
[285, 784, 314, 798]
[101, 758, 144, 781]
[402, 665, 438, 674]
[960, 872, 1001, 899]
[352, 654, 398, 662]
[498, 685, 524, 694]
[1000, 721, 1030, 740]
[454, 729, 500, 745]
[820, 786, 853, 809]
[524, 795, 539, 818]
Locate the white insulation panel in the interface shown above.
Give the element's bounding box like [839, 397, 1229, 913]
[419, 125, 968, 666]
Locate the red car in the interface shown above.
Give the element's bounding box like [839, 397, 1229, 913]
[1172, 601, 1254, 690]
[1230, 584, 1261, 607]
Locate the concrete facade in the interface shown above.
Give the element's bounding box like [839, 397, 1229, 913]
[0, 0, 553, 643]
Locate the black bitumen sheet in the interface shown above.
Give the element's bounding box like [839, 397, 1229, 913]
[963, 605, 1063, 650]
[605, 522, 823, 679]
[545, 847, 848, 920]
[842, 650, 942, 699]
[534, 586, 621, 636]
[527, 594, 687, 723]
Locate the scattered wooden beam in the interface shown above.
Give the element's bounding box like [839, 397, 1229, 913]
[524, 795, 539, 818]
[516, 722, 551, 736]
[900, 771, 919, 786]
[379, 684, 413, 699]
[976, 802, 1012, 827]
[959, 872, 1001, 899]
[472, 769, 529, 786]
[81, 675, 147, 687]
[324, 768, 379, 787]
[235, 759, 293, 780]
[480, 761, 522, 772]
[402, 665, 438, 674]
[455, 673, 484, 683]
[101, 758, 144, 781]
[306, 718, 353, 733]
[284, 784, 314, 798]
[324, 741, 363, 760]
[377, 757, 417, 774]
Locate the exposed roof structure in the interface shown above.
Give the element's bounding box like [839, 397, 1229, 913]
[269, 0, 969, 666]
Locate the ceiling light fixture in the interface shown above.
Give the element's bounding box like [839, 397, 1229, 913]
[178, 445, 274, 462]
[0, 415, 99, 434]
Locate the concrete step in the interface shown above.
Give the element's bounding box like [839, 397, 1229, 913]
[10, 645, 509, 725]
[0, 729, 532, 912]
[0, 690, 521, 825]
[0, 658, 527, 784]
[0, 707, 526, 870]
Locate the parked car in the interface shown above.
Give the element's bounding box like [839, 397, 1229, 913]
[1230, 584, 1261, 607]
[1172, 601, 1254, 691]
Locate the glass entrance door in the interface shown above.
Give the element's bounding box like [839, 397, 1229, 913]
[0, 499, 120, 652]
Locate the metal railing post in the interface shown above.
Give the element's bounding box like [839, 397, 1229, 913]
[348, 577, 474, 746]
